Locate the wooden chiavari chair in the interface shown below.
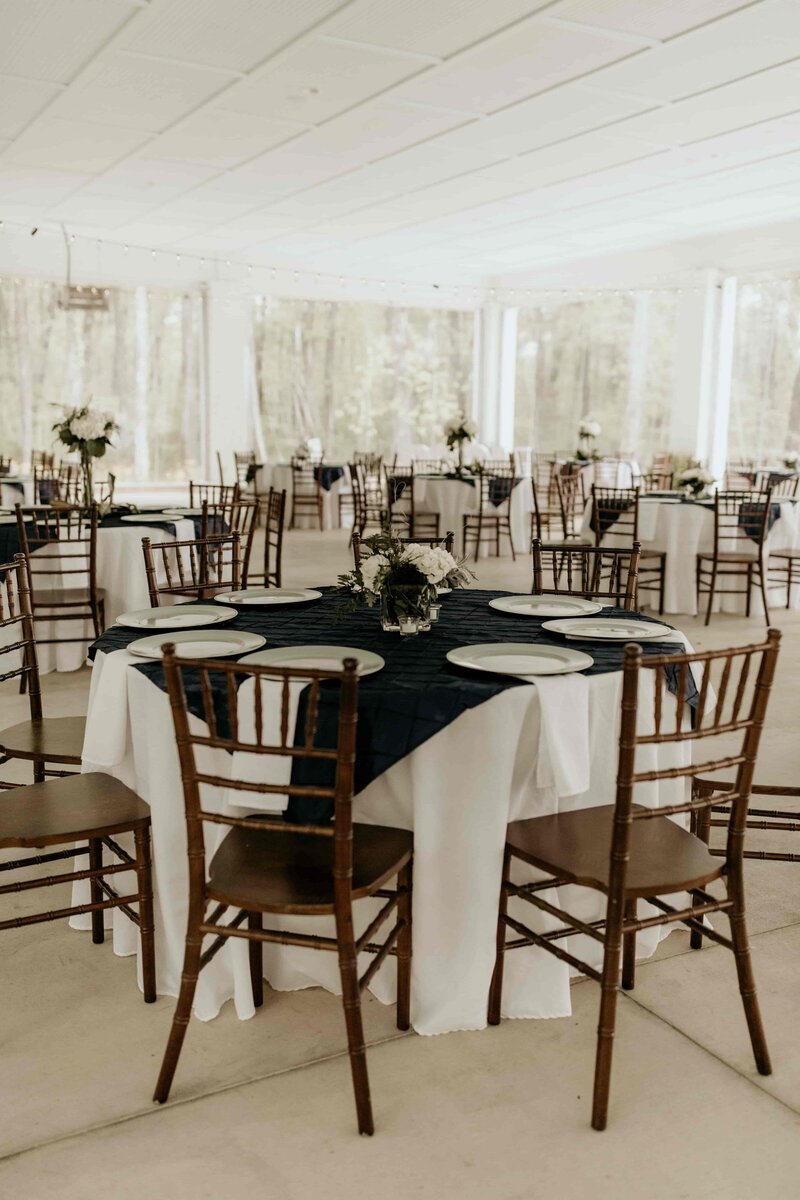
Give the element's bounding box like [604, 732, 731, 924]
[244, 486, 286, 588]
[639, 468, 674, 492]
[0, 554, 156, 996]
[200, 497, 258, 586]
[349, 462, 387, 543]
[530, 457, 560, 541]
[385, 464, 440, 540]
[593, 459, 623, 487]
[724, 460, 755, 490]
[697, 490, 772, 626]
[188, 481, 238, 507]
[31, 450, 55, 471]
[489, 629, 782, 1130]
[141, 532, 242, 606]
[16, 504, 105, 662]
[352, 530, 454, 571]
[463, 458, 516, 561]
[0, 553, 85, 782]
[412, 458, 447, 475]
[756, 470, 799, 497]
[33, 467, 62, 505]
[233, 451, 257, 490]
[531, 539, 641, 611]
[0, 454, 12, 475]
[768, 543, 800, 608]
[153, 648, 413, 1135]
[554, 467, 586, 541]
[353, 451, 383, 476]
[592, 486, 666, 614]
[57, 462, 82, 503]
[289, 457, 323, 529]
[691, 780, 800, 889]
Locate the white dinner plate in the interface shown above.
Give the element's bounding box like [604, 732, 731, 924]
[214, 588, 322, 606]
[116, 603, 237, 630]
[119, 513, 178, 523]
[127, 629, 265, 659]
[240, 644, 384, 676]
[542, 616, 673, 642]
[446, 642, 593, 677]
[489, 594, 602, 618]
[161, 507, 203, 517]
[0, 514, 17, 525]
[641, 496, 683, 504]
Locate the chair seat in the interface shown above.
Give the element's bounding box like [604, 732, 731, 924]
[639, 549, 666, 561]
[32, 586, 106, 605]
[770, 549, 800, 560]
[697, 551, 758, 563]
[506, 804, 723, 898]
[0, 771, 150, 848]
[208, 820, 413, 914]
[0, 714, 85, 763]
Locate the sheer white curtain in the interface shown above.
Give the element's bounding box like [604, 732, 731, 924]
[0, 277, 206, 480]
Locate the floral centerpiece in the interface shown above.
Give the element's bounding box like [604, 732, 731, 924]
[784, 453, 799, 471]
[678, 466, 715, 499]
[445, 415, 478, 475]
[53, 403, 119, 507]
[576, 414, 601, 461]
[293, 438, 311, 462]
[337, 532, 473, 634]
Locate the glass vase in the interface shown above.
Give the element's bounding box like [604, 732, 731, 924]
[80, 450, 93, 508]
[380, 586, 432, 635]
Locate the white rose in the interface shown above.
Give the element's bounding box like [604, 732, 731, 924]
[360, 553, 388, 594]
[402, 544, 448, 584]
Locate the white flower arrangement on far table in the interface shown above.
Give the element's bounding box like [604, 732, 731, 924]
[678, 466, 715, 499]
[576, 414, 601, 461]
[445, 416, 478, 474]
[53, 402, 119, 507]
[784, 453, 799, 471]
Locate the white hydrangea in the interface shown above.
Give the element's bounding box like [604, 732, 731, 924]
[679, 467, 715, 485]
[445, 417, 477, 440]
[401, 544, 455, 585]
[578, 415, 601, 439]
[70, 409, 112, 441]
[359, 552, 389, 595]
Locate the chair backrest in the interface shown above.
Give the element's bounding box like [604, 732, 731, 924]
[640, 469, 674, 492]
[31, 450, 54, 471]
[353, 451, 383, 475]
[591, 485, 640, 546]
[594, 459, 623, 487]
[531, 538, 640, 610]
[352, 530, 454, 570]
[161, 646, 360, 900]
[264, 487, 286, 587]
[651, 453, 672, 470]
[0, 454, 12, 475]
[513, 447, 532, 475]
[412, 459, 447, 475]
[141, 532, 242, 606]
[33, 467, 63, 505]
[756, 470, 799, 497]
[233, 451, 256, 488]
[189, 481, 238, 507]
[201, 498, 259, 585]
[713, 490, 772, 555]
[17, 504, 98, 599]
[608, 631, 781, 905]
[0, 555, 42, 740]
[723, 461, 755, 490]
[555, 469, 586, 538]
[291, 457, 322, 498]
[478, 459, 516, 513]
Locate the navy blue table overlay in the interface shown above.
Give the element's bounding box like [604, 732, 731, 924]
[90, 588, 695, 823]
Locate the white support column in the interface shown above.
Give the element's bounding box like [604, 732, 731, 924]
[707, 276, 737, 483]
[474, 303, 517, 450]
[669, 270, 721, 462]
[498, 307, 518, 451]
[204, 282, 252, 478]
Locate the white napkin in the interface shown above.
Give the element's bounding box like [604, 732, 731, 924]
[534, 673, 591, 798]
[81, 649, 136, 768]
[224, 676, 307, 814]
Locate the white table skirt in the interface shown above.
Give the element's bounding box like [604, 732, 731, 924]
[251, 465, 351, 531]
[581, 497, 800, 615]
[415, 477, 533, 558]
[75, 649, 690, 1035]
[1, 476, 34, 507]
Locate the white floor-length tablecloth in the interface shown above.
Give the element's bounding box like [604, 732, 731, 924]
[77, 647, 690, 1035]
[415, 476, 534, 558]
[251, 464, 351, 530]
[1, 476, 34, 507]
[582, 496, 800, 615]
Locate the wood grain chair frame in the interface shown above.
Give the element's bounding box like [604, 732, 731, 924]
[530, 469, 562, 541]
[289, 457, 324, 530]
[690, 780, 800, 879]
[640, 469, 674, 492]
[142, 532, 242, 606]
[262, 487, 286, 587]
[0, 554, 85, 783]
[488, 630, 781, 1130]
[756, 471, 799, 497]
[233, 451, 257, 490]
[531, 539, 641, 610]
[200, 498, 258, 586]
[554, 468, 586, 541]
[696, 490, 772, 626]
[153, 648, 413, 1135]
[0, 557, 155, 995]
[592, 485, 666, 614]
[348, 462, 387, 543]
[352, 531, 455, 571]
[31, 450, 55, 471]
[463, 458, 516, 561]
[188, 481, 238, 507]
[411, 458, 447, 475]
[33, 467, 63, 505]
[0, 454, 13, 475]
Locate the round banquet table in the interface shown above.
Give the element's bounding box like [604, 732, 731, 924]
[77, 589, 694, 1035]
[250, 463, 351, 530]
[1, 475, 34, 508]
[565, 459, 640, 489]
[0, 512, 197, 672]
[414, 474, 534, 557]
[581, 494, 800, 615]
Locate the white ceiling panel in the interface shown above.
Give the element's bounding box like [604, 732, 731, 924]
[215, 38, 425, 125]
[472, 132, 662, 189]
[356, 141, 506, 191]
[326, 0, 553, 59]
[87, 157, 220, 203]
[3, 116, 147, 173]
[0, 0, 135, 84]
[48, 54, 233, 133]
[256, 170, 399, 217]
[589, 1, 800, 101]
[292, 100, 472, 162]
[109, 218, 215, 247]
[43, 194, 153, 228]
[119, 0, 346, 73]
[392, 18, 646, 114]
[0, 162, 87, 205]
[209, 209, 318, 238]
[0, 76, 62, 140]
[656, 191, 800, 227]
[146, 110, 304, 169]
[150, 192, 264, 224]
[222, 147, 353, 200]
[547, 0, 758, 42]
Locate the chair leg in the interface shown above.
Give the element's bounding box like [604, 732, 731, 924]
[690, 804, 712, 950]
[727, 875, 771, 1076]
[704, 559, 718, 626]
[658, 559, 665, 615]
[757, 560, 770, 626]
[88, 838, 105, 944]
[591, 905, 625, 1131]
[337, 930, 374, 1136]
[621, 898, 637, 991]
[153, 906, 204, 1101]
[488, 848, 511, 1025]
[248, 910, 264, 1009]
[745, 564, 752, 618]
[134, 825, 157, 1003]
[396, 861, 412, 1031]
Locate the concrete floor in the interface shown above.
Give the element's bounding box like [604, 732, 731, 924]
[1, 527, 799, 1198]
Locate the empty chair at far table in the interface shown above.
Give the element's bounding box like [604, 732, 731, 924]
[696, 490, 772, 626]
[0, 454, 13, 475]
[141, 532, 243, 606]
[351, 530, 454, 570]
[554, 468, 586, 542]
[463, 460, 517, 561]
[756, 470, 799, 498]
[189, 481, 239, 507]
[531, 538, 641, 611]
[31, 450, 55, 471]
[201, 497, 259, 585]
[245, 486, 286, 589]
[152, 648, 413, 1137]
[690, 780, 800, 886]
[592, 486, 666, 614]
[385, 464, 440, 541]
[412, 458, 447, 475]
[290, 457, 324, 530]
[349, 461, 387, 542]
[530, 458, 561, 542]
[639, 468, 674, 492]
[488, 629, 781, 1130]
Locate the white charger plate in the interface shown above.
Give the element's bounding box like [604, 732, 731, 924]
[161, 508, 203, 517]
[116, 603, 237, 630]
[240, 644, 384, 676]
[542, 616, 673, 642]
[119, 513, 179, 523]
[127, 629, 265, 659]
[214, 588, 322, 606]
[489, 594, 602, 618]
[447, 642, 593, 677]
